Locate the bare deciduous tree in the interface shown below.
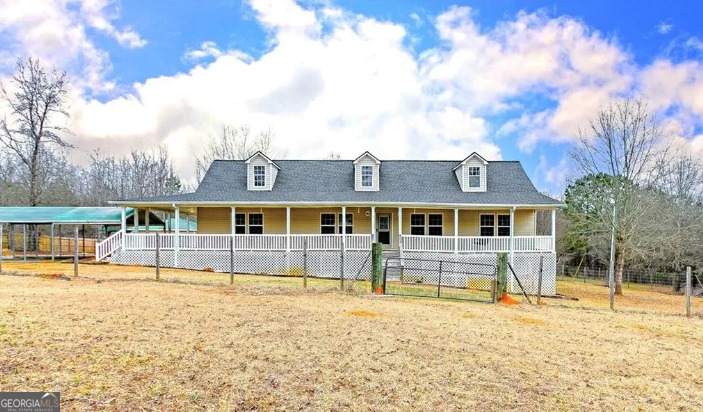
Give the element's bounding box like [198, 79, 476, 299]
[0, 57, 71, 205]
[195, 124, 276, 181]
[569, 98, 669, 294]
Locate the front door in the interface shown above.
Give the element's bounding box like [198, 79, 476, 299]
[377, 214, 391, 246]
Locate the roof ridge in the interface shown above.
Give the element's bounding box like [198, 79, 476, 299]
[212, 159, 519, 163]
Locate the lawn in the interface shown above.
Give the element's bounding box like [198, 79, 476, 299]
[0, 261, 702, 411]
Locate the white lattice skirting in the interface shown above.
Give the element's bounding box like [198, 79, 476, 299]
[109, 249, 372, 280]
[402, 251, 557, 295]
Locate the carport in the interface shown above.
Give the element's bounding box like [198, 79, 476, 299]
[0, 207, 164, 261]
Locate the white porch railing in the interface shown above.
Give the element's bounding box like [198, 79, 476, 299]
[95, 229, 124, 261]
[97, 232, 552, 261]
[403, 235, 553, 253]
[513, 236, 552, 252]
[102, 233, 374, 257]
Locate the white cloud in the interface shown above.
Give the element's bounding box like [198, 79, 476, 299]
[0, 0, 145, 90]
[184, 41, 224, 61]
[4, 0, 703, 189]
[656, 22, 673, 34]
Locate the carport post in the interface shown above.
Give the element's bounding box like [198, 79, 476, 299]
[50, 224, 55, 261]
[0, 223, 3, 274]
[11, 224, 15, 259]
[23, 224, 27, 261]
[73, 226, 79, 277]
[121, 207, 127, 233]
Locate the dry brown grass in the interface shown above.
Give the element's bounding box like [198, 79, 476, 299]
[0, 262, 702, 411]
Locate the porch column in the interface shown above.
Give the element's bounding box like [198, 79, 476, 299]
[186, 215, 190, 234]
[551, 209, 556, 252]
[134, 208, 139, 233]
[454, 208, 459, 254]
[50, 224, 55, 261]
[371, 206, 376, 242]
[174, 206, 180, 267]
[286, 207, 291, 252]
[509, 207, 515, 265]
[235, 206, 237, 235]
[341, 206, 346, 241]
[145, 208, 150, 233]
[120, 207, 127, 233]
[398, 207, 403, 259]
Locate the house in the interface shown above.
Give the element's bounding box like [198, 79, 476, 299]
[98, 151, 563, 294]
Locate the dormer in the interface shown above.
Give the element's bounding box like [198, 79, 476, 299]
[245, 151, 280, 191]
[453, 152, 488, 192]
[353, 151, 380, 191]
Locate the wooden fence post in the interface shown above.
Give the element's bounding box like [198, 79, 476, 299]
[73, 226, 79, 277]
[537, 254, 544, 305]
[371, 242, 383, 294]
[496, 252, 508, 299]
[155, 232, 160, 280]
[303, 237, 308, 289]
[686, 266, 691, 318]
[229, 236, 234, 285]
[340, 241, 345, 290]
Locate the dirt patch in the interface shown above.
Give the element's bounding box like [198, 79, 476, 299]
[348, 310, 382, 318]
[0, 262, 702, 410]
[515, 316, 544, 325]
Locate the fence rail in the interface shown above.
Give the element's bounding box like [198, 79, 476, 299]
[558, 264, 701, 290]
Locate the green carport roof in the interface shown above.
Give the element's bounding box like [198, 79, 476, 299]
[0, 207, 136, 224]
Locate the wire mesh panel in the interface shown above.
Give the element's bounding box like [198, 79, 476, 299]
[383, 256, 496, 302]
[510, 253, 556, 295]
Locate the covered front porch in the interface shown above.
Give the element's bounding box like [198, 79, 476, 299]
[97, 204, 556, 260]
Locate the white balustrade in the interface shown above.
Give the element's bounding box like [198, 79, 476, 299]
[95, 229, 124, 261]
[404, 235, 553, 253]
[402, 235, 455, 252]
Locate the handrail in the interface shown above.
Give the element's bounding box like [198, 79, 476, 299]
[95, 229, 124, 261]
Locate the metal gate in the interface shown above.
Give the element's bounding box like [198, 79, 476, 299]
[383, 257, 497, 303]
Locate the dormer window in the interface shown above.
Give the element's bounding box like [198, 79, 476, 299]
[468, 167, 480, 188]
[453, 152, 488, 192]
[354, 151, 381, 191]
[254, 165, 266, 187]
[245, 151, 280, 191]
[361, 166, 373, 187]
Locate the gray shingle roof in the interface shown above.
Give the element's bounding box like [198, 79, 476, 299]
[120, 160, 562, 207]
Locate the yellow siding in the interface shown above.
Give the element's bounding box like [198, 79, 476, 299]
[196, 207, 231, 234]
[196, 206, 537, 238]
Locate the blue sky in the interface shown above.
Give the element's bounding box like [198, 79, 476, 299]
[1, 0, 703, 193]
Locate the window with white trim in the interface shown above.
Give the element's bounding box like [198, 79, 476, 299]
[338, 213, 353, 234]
[410, 214, 425, 235]
[468, 167, 480, 188]
[249, 213, 263, 234]
[361, 165, 373, 187]
[253, 165, 266, 187]
[497, 214, 511, 236]
[234, 213, 246, 234]
[428, 214, 443, 236]
[480, 214, 494, 236]
[320, 213, 336, 234]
